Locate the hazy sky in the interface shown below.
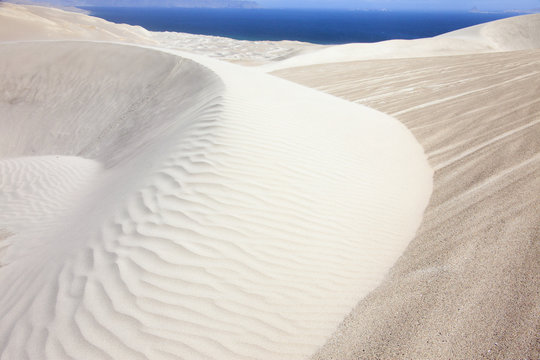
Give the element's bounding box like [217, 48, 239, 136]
[258, 0, 540, 11]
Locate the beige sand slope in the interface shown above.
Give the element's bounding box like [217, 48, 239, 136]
[1, 3, 538, 359]
[275, 46, 540, 360]
[0, 2, 155, 43]
[264, 13, 540, 71]
[0, 39, 431, 359]
[2, 3, 539, 69]
[0, 2, 320, 64]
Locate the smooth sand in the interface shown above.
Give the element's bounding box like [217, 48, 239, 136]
[0, 2, 320, 64]
[274, 49, 540, 359]
[1, 2, 538, 359]
[263, 13, 540, 71]
[0, 40, 431, 359]
[0, 2, 155, 43]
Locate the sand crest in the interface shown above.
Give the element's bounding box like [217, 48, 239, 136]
[275, 45, 540, 360]
[0, 39, 431, 359]
[264, 13, 540, 71]
[1, 3, 538, 359]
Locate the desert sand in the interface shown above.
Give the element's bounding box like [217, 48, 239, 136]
[274, 36, 540, 360]
[0, 4, 433, 359]
[263, 13, 540, 71]
[0, 2, 538, 360]
[0, 2, 320, 64]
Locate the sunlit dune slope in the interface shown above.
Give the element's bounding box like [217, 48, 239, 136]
[0, 41, 432, 360]
[264, 13, 540, 71]
[274, 48, 540, 360]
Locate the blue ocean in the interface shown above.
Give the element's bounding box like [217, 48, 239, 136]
[82, 7, 517, 44]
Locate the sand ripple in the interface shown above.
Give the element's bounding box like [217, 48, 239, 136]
[0, 42, 432, 359]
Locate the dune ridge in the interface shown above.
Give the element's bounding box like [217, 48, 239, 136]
[263, 13, 540, 71]
[0, 40, 432, 359]
[4, 3, 539, 70]
[0, 2, 155, 43]
[0, 2, 319, 65]
[5, 4, 536, 359]
[274, 46, 540, 360]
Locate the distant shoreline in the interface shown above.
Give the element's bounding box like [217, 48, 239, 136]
[80, 7, 518, 44]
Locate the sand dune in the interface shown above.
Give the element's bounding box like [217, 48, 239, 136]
[3, 3, 539, 70]
[1, 2, 538, 359]
[274, 47, 540, 360]
[0, 3, 319, 64]
[0, 2, 155, 43]
[0, 40, 431, 359]
[264, 13, 540, 71]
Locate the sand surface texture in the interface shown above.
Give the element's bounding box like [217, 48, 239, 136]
[264, 14, 540, 71]
[1, 2, 539, 359]
[274, 49, 540, 360]
[0, 39, 431, 359]
[0, 2, 154, 43]
[0, 2, 319, 64]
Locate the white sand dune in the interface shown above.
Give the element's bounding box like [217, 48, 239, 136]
[0, 2, 155, 43]
[0, 2, 320, 65]
[0, 40, 432, 359]
[3, 3, 539, 70]
[149, 31, 321, 65]
[263, 13, 540, 71]
[274, 44, 540, 360]
[2, 3, 537, 359]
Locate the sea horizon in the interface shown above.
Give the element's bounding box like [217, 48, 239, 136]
[81, 7, 519, 44]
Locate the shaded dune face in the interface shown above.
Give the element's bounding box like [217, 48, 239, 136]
[0, 42, 432, 359]
[0, 42, 223, 166]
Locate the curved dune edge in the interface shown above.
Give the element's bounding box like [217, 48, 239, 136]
[0, 3, 321, 65]
[262, 13, 540, 71]
[0, 41, 432, 359]
[273, 46, 540, 359]
[3, 3, 539, 70]
[0, 2, 156, 43]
